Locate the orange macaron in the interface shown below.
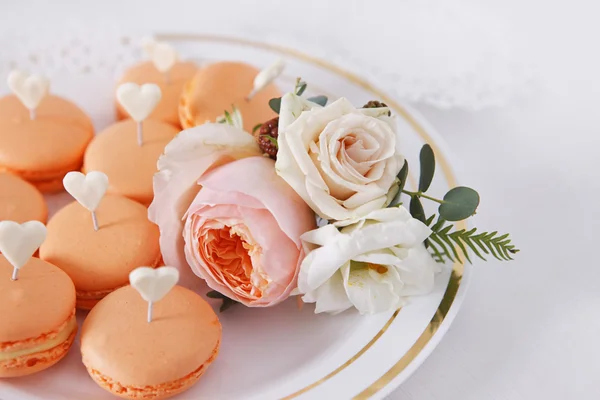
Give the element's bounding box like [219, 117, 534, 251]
[0, 255, 77, 377]
[0, 95, 94, 192]
[39, 195, 161, 309]
[179, 61, 280, 132]
[0, 172, 47, 223]
[83, 120, 178, 206]
[81, 285, 221, 399]
[116, 61, 197, 128]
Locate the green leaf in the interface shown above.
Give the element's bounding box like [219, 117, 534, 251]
[409, 195, 426, 223]
[438, 186, 480, 221]
[295, 81, 307, 96]
[426, 217, 519, 263]
[206, 290, 239, 312]
[388, 161, 408, 207]
[252, 123, 263, 134]
[424, 214, 436, 226]
[220, 298, 238, 312]
[418, 144, 435, 192]
[223, 110, 232, 125]
[307, 95, 328, 106]
[269, 97, 282, 114]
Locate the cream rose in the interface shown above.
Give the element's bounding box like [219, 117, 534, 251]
[275, 95, 404, 221]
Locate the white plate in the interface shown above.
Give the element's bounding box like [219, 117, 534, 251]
[0, 34, 471, 400]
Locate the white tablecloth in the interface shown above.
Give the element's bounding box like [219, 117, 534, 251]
[2, 1, 598, 399]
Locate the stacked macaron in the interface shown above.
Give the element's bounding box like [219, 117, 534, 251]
[40, 171, 162, 309]
[0, 221, 77, 378]
[81, 267, 221, 399]
[0, 72, 94, 192]
[179, 60, 281, 132]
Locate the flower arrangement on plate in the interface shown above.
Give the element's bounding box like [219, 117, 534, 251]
[150, 74, 519, 316]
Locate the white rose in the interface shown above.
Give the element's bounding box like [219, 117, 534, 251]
[275, 95, 404, 221]
[297, 207, 440, 315]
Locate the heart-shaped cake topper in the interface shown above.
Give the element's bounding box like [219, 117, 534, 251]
[141, 37, 178, 73]
[63, 171, 109, 231]
[130, 266, 179, 322]
[116, 83, 162, 122]
[116, 83, 162, 146]
[7, 70, 50, 119]
[0, 221, 47, 280]
[247, 59, 285, 100]
[63, 171, 109, 212]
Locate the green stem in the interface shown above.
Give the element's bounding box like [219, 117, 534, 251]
[402, 190, 445, 204]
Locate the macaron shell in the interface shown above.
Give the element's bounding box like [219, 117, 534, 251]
[81, 285, 221, 394]
[116, 61, 198, 127]
[0, 95, 94, 190]
[83, 120, 179, 205]
[179, 61, 280, 132]
[0, 172, 47, 223]
[86, 350, 216, 400]
[0, 256, 75, 343]
[39, 195, 161, 295]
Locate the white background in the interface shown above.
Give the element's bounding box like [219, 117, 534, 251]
[1, 0, 599, 399]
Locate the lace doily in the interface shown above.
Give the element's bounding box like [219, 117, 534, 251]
[0, 2, 532, 111]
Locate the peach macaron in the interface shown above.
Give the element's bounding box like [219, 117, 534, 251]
[0, 255, 77, 377]
[39, 195, 161, 309]
[81, 285, 221, 399]
[83, 120, 178, 206]
[116, 61, 197, 128]
[0, 95, 94, 192]
[179, 61, 280, 133]
[0, 172, 47, 223]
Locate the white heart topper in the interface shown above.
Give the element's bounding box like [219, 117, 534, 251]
[7, 70, 50, 110]
[247, 59, 285, 100]
[130, 266, 179, 303]
[116, 83, 162, 122]
[142, 37, 178, 73]
[0, 221, 47, 270]
[63, 171, 109, 212]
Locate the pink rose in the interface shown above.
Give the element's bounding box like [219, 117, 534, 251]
[149, 124, 316, 306]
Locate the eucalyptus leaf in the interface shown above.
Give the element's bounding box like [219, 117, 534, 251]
[206, 290, 238, 312]
[388, 160, 408, 207]
[307, 95, 328, 106]
[409, 195, 426, 223]
[269, 97, 281, 114]
[418, 144, 435, 192]
[438, 186, 480, 221]
[295, 82, 307, 96]
[220, 298, 238, 312]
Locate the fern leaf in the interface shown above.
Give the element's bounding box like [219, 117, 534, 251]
[427, 240, 441, 262]
[426, 216, 518, 264]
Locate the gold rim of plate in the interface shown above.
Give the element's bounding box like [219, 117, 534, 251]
[155, 33, 466, 400]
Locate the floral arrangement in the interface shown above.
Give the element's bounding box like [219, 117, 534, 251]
[148, 79, 518, 315]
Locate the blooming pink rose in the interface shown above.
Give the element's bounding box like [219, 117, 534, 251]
[149, 124, 316, 306]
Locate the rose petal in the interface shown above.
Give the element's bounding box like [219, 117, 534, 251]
[302, 268, 354, 314]
[197, 157, 316, 248]
[278, 92, 322, 133]
[340, 262, 404, 315]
